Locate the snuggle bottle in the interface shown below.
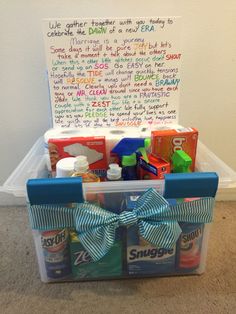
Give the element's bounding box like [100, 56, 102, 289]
[71, 156, 100, 183]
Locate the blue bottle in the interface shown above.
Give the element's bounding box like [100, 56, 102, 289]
[111, 138, 150, 181]
[121, 154, 138, 181]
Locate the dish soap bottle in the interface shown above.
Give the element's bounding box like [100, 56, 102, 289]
[71, 156, 100, 183]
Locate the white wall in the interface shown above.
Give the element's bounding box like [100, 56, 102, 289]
[0, 0, 236, 205]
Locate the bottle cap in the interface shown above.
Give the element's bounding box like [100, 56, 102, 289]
[56, 157, 77, 177]
[122, 153, 137, 167]
[74, 155, 89, 172]
[107, 163, 122, 180]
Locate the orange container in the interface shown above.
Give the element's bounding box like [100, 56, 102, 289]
[151, 127, 198, 172]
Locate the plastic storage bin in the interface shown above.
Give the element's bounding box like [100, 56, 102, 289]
[27, 175, 217, 283]
[2, 136, 236, 198]
[2, 129, 235, 284]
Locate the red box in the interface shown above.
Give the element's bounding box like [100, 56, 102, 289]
[139, 154, 171, 180]
[151, 127, 198, 172]
[48, 136, 107, 179]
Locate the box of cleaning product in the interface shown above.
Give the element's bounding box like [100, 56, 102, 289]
[48, 136, 107, 179]
[3, 16, 236, 284]
[69, 229, 123, 280]
[151, 127, 198, 172]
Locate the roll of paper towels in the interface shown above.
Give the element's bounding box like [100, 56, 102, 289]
[44, 126, 153, 167]
[44, 128, 95, 148]
[94, 127, 145, 162]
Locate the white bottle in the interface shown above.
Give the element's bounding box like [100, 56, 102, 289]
[56, 157, 77, 178]
[107, 163, 122, 181]
[105, 164, 123, 213]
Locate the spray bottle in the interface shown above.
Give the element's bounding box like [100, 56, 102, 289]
[111, 138, 150, 181]
[171, 150, 192, 173]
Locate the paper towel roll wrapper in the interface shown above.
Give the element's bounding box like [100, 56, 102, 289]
[44, 126, 154, 166]
[44, 127, 144, 164]
[95, 127, 146, 163]
[44, 128, 95, 148]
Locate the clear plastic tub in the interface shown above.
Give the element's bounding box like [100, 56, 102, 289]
[28, 181, 212, 283]
[4, 136, 222, 282]
[3, 136, 236, 198]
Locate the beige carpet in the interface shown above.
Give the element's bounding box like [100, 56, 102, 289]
[0, 201, 236, 314]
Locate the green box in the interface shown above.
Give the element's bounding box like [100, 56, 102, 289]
[70, 230, 123, 279]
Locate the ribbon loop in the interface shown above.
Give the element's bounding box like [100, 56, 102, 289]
[119, 211, 138, 226]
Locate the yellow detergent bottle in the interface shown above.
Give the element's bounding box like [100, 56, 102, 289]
[71, 155, 100, 182]
[71, 156, 100, 203]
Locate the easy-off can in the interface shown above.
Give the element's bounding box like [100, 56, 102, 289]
[176, 223, 204, 272]
[41, 229, 72, 279]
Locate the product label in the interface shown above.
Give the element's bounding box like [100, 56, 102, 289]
[128, 246, 175, 262]
[73, 250, 92, 266]
[177, 223, 204, 271]
[127, 226, 176, 275]
[172, 136, 186, 152]
[182, 227, 202, 244]
[48, 136, 107, 178]
[139, 157, 170, 180]
[41, 229, 68, 252]
[70, 231, 122, 279]
[41, 229, 71, 279]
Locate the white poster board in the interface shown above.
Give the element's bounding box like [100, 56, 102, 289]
[43, 17, 182, 128]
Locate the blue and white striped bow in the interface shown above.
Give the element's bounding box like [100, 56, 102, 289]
[28, 188, 214, 261]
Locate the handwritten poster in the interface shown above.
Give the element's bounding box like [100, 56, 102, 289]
[43, 17, 182, 128]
